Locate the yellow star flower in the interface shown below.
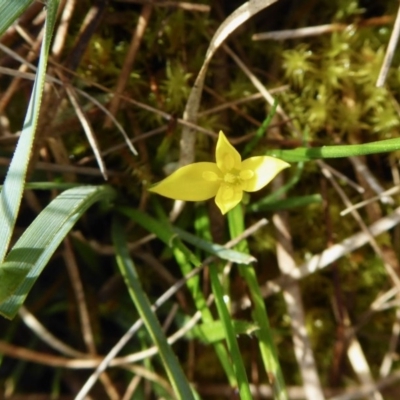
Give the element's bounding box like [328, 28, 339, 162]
[149, 131, 290, 214]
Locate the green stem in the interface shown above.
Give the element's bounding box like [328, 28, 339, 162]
[209, 264, 253, 400]
[112, 218, 195, 400]
[228, 205, 288, 400]
[120, 205, 237, 386]
[248, 161, 304, 212]
[243, 99, 279, 157]
[267, 137, 400, 162]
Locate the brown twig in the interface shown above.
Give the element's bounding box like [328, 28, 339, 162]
[104, 4, 152, 127]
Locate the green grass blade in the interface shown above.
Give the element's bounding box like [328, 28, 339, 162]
[0, 185, 116, 319]
[242, 99, 278, 157]
[112, 218, 196, 400]
[208, 265, 253, 399]
[0, 0, 60, 264]
[249, 194, 322, 212]
[248, 162, 304, 212]
[188, 320, 259, 344]
[172, 226, 255, 264]
[119, 207, 253, 264]
[122, 205, 238, 386]
[228, 205, 288, 400]
[0, 0, 34, 38]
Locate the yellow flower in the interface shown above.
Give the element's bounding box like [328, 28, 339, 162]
[149, 131, 290, 214]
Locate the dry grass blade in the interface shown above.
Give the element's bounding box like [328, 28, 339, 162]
[65, 85, 108, 180]
[179, 0, 280, 167]
[223, 44, 296, 132]
[252, 16, 393, 41]
[336, 308, 384, 400]
[257, 206, 400, 299]
[319, 162, 400, 289]
[0, 156, 122, 177]
[341, 186, 400, 216]
[349, 156, 394, 204]
[0, 46, 138, 158]
[379, 308, 400, 378]
[104, 3, 152, 128]
[0, 27, 45, 113]
[18, 305, 87, 358]
[272, 176, 325, 400]
[376, 2, 400, 87]
[114, 0, 211, 12]
[51, 0, 77, 57]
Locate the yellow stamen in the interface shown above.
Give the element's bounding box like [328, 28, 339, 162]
[223, 153, 234, 170]
[239, 169, 254, 180]
[223, 173, 237, 184]
[202, 171, 220, 182]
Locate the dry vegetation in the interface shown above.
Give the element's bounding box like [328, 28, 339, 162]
[1, 0, 400, 399]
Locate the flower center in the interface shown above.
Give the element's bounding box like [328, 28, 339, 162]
[223, 173, 237, 184]
[202, 168, 254, 194]
[222, 169, 254, 187]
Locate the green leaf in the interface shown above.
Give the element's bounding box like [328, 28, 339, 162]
[228, 205, 288, 400]
[0, 185, 116, 319]
[188, 320, 259, 344]
[0, 0, 34, 38]
[0, 0, 60, 264]
[112, 218, 196, 400]
[119, 207, 255, 264]
[249, 194, 322, 212]
[172, 226, 256, 264]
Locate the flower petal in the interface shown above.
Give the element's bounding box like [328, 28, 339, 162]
[216, 131, 241, 173]
[149, 162, 221, 201]
[215, 185, 243, 215]
[240, 156, 290, 192]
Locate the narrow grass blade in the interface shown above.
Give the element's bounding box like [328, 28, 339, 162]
[250, 194, 322, 212]
[249, 161, 304, 213]
[119, 207, 252, 264]
[121, 205, 238, 386]
[242, 99, 279, 157]
[0, 185, 116, 319]
[112, 218, 196, 400]
[228, 204, 288, 400]
[208, 265, 253, 400]
[188, 319, 259, 344]
[172, 226, 255, 264]
[0, 0, 60, 264]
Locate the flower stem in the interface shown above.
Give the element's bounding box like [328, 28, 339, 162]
[209, 263, 253, 400]
[228, 204, 288, 400]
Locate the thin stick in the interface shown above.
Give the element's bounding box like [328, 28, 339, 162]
[114, 0, 210, 12]
[319, 162, 400, 290]
[63, 237, 119, 400]
[257, 206, 400, 299]
[349, 156, 393, 203]
[341, 186, 400, 216]
[223, 44, 294, 131]
[253, 16, 393, 42]
[376, 2, 400, 87]
[104, 4, 152, 127]
[65, 85, 108, 179]
[272, 176, 324, 400]
[18, 306, 87, 358]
